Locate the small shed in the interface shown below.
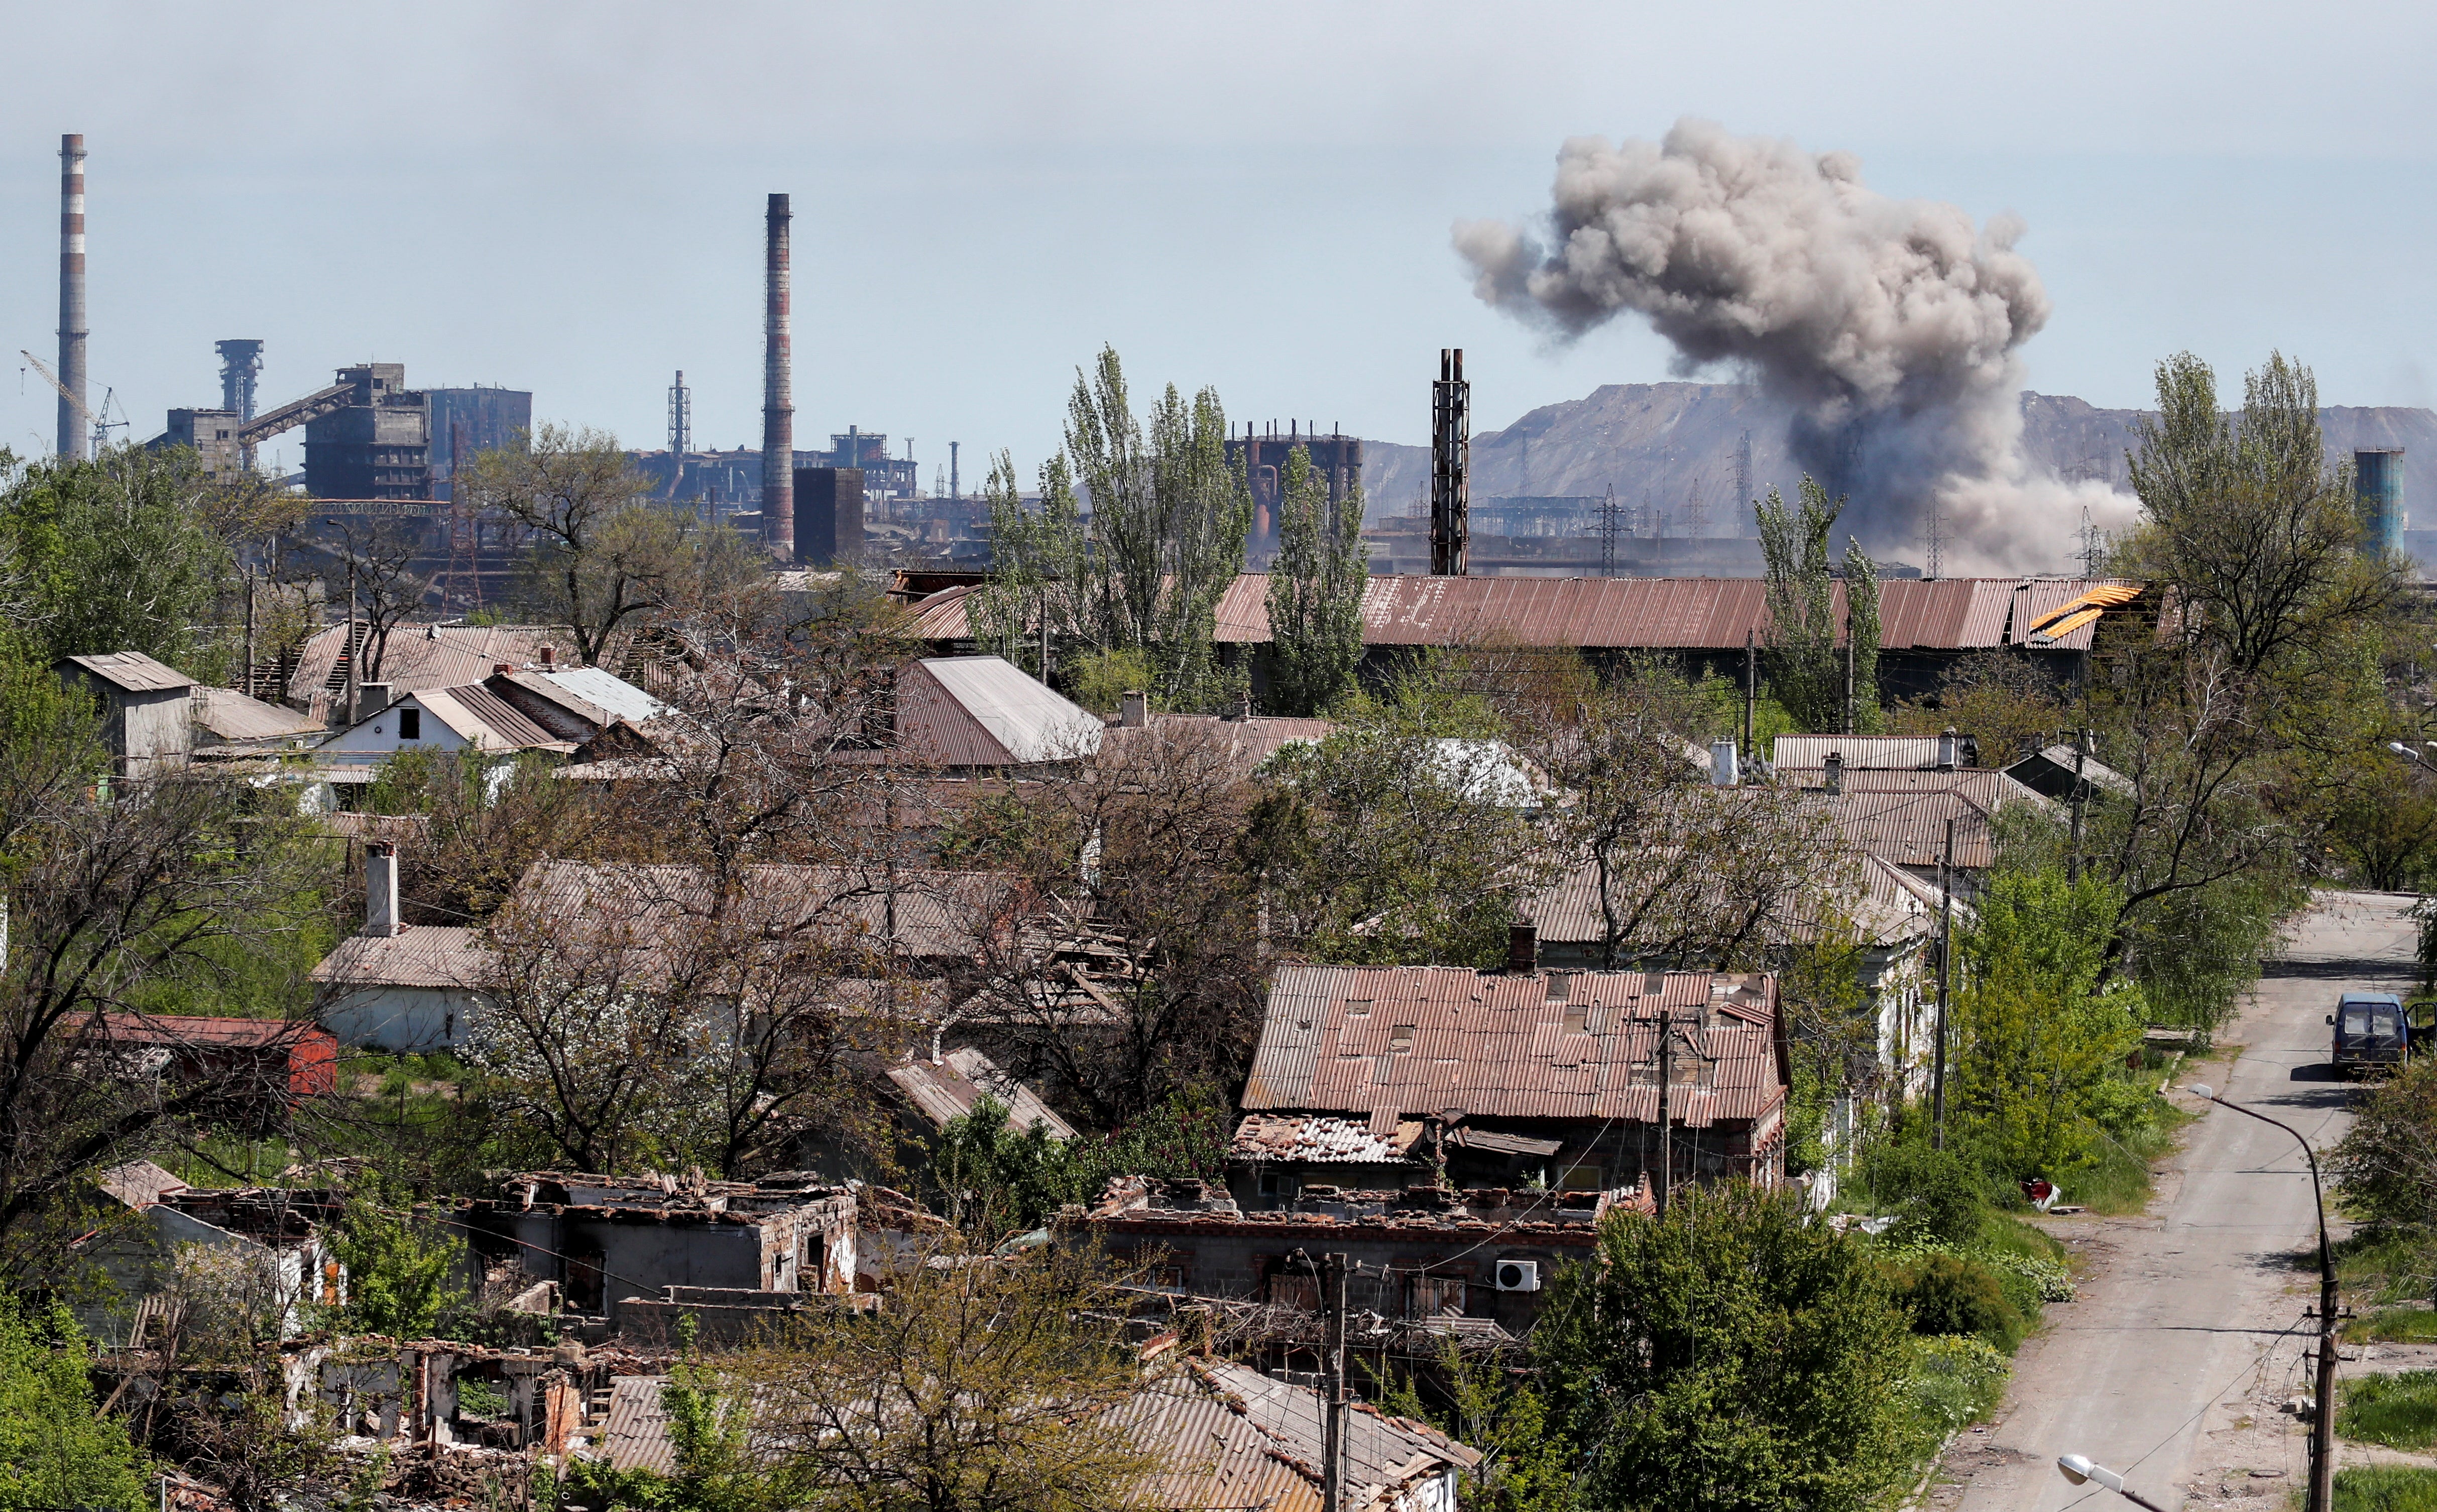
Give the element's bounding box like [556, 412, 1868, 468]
[55, 651, 195, 775]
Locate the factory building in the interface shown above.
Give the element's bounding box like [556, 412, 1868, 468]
[1227, 423, 1361, 559]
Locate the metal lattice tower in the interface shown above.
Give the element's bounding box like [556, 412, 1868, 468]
[668, 370, 692, 457]
[1921, 499, 1946, 579]
[1600, 485, 1620, 576]
[2079, 506, 2105, 577]
[1681, 475, 1708, 540]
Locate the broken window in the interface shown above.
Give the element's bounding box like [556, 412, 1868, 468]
[564, 1240, 606, 1314]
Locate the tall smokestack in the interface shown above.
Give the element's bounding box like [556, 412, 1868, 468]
[762, 193, 794, 557]
[1430, 348, 1469, 575]
[57, 134, 87, 460]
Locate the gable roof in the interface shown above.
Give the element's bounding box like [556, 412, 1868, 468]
[1522, 850, 1949, 951]
[1772, 735, 1952, 770]
[412, 684, 566, 750]
[1241, 965, 1782, 1128]
[1816, 787, 1997, 870]
[310, 926, 491, 990]
[58, 651, 193, 693]
[287, 622, 619, 696]
[498, 665, 672, 728]
[885, 1047, 1077, 1139]
[1207, 573, 2115, 652]
[897, 656, 1102, 767]
[1120, 1357, 1477, 1512]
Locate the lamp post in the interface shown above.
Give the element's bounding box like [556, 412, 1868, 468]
[2186, 1084, 2339, 1512]
[2055, 1454, 2169, 1511]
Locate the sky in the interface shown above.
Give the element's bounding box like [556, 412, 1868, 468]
[2, 1, 2433, 484]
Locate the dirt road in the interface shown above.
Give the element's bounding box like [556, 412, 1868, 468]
[1941, 890, 2419, 1512]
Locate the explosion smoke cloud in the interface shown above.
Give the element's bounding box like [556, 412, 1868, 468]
[1456, 118, 2132, 570]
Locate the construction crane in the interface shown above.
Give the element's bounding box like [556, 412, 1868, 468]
[20, 348, 102, 459]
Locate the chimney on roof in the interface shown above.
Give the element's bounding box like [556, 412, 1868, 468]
[1507, 919, 1538, 975]
[1709, 738, 1739, 787]
[539, 644, 555, 669]
[1824, 752, 1844, 794]
[1938, 727, 1959, 771]
[493, 662, 512, 676]
[1118, 690, 1147, 729]
[364, 842, 402, 939]
[358, 682, 390, 718]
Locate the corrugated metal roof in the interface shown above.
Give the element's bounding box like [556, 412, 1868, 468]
[518, 666, 671, 726]
[886, 1047, 1078, 1139]
[1521, 851, 1944, 951]
[602, 1376, 675, 1475]
[310, 926, 490, 989]
[60, 650, 194, 692]
[419, 683, 564, 751]
[287, 623, 616, 696]
[194, 687, 320, 743]
[1229, 1113, 1424, 1165]
[512, 861, 1020, 969]
[1208, 573, 2112, 651]
[91, 1012, 329, 1051]
[1817, 789, 1996, 869]
[1101, 715, 1334, 779]
[910, 656, 1104, 766]
[1771, 736, 1947, 770]
[1240, 966, 1781, 1128]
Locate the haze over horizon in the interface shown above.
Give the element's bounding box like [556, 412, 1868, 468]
[3, 1, 2432, 489]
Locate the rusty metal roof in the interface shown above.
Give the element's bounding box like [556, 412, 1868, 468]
[892, 657, 1103, 768]
[288, 622, 610, 696]
[1241, 966, 1781, 1128]
[1207, 573, 2112, 652]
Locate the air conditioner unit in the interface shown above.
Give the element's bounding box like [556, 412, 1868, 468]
[1495, 1260, 1540, 1293]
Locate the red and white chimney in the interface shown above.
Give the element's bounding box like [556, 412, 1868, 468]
[364, 842, 402, 939]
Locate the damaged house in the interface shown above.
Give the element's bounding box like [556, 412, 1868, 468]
[1231, 944, 1788, 1203]
[75, 1161, 346, 1346]
[448, 1172, 859, 1337]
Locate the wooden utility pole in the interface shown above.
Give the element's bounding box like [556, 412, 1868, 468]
[1743, 628, 1758, 765]
[1932, 818, 1956, 1150]
[1321, 1252, 1349, 1512]
[1843, 634, 1855, 736]
[1656, 1010, 1674, 1218]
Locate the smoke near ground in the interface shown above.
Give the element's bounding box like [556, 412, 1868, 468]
[1456, 118, 2134, 571]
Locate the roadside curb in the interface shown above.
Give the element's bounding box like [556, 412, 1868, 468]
[1902, 1423, 1968, 1510]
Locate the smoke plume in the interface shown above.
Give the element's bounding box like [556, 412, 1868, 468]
[1455, 118, 2132, 570]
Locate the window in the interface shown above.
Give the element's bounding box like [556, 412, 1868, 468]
[1389, 1025, 1416, 1055]
[1410, 1274, 1466, 1318]
[1560, 1164, 1604, 1192]
[399, 707, 421, 741]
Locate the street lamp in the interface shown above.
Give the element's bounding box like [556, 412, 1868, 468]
[2185, 1084, 2339, 1512]
[2055, 1454, 2169, 1511]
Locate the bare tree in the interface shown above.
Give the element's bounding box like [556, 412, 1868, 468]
[0, 697, 324, 1281]
[313, 512, 431, 684]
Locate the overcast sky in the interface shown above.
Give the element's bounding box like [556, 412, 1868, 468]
[2, 1, 2432, 484]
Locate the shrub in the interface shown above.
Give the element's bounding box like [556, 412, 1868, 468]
[1863, 1141, 1987, 1248]
[1886, 1253, 2024, 1347]
[1898, 1334, 2010, 1441]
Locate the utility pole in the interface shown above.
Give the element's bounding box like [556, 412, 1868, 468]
[1743, 629, 1758, 767]
[1933, 818, 1955, 1150]
[2068, 728, 2091, 883]
[1843, 635, 1855, 737]
[1656, 1010, 1674, 1218]
[1320, 1252, 1349, 1512]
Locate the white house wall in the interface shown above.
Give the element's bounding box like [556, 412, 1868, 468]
[320, 985, 479, 1052]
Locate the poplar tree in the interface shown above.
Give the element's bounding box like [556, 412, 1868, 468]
[1756, 477, 1879, 734]
[1262, 444, 1368, 716]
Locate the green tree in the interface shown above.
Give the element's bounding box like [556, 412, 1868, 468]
[1264, 444, 1367, 716]
[681, 1244, 1156, 1512]
[0, 1294, 148, 1511]
[325, 1180, 467, 1337]
[972, 451, 1088, 683]
[2334, 1058, 2437, 1234]
[460, 424, 724, 665]
[1950, 869, 2152, 1180]
[1534, 1183, 1912, 1512]
[0, 445, 247, 678]
[1755, 477, 1865, 733]
[1840, 535, 1881, 730]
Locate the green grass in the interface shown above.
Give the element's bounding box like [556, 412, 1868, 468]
[2336, 1233, 2437, 1307]
[2071, 1105, 2192, 1216]
[2334, 1466, 2437, 1512]
[2347, 1309, 2437, 1345]
[1981, 1211, 2069, 1264]
[1896, 1334, 2010, 1454]
[2340, 1371, 2437, 1450]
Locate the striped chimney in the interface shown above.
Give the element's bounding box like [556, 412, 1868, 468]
[762, 192, 794, 557]
[57, 134, 87, 459]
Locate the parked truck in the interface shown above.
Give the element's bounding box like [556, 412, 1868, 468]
[2330, 991, 2409, 1075]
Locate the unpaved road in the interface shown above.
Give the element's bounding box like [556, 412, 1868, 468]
[1940, 890, 2419, 1512]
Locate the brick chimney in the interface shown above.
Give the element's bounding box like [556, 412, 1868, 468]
[538, 644, 556, 669]
[1938, 726, 1959, 771]
[364, 841, 402, 939]
[1118, 690, 1146, 729]
[1824, 752, 1844, 794]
